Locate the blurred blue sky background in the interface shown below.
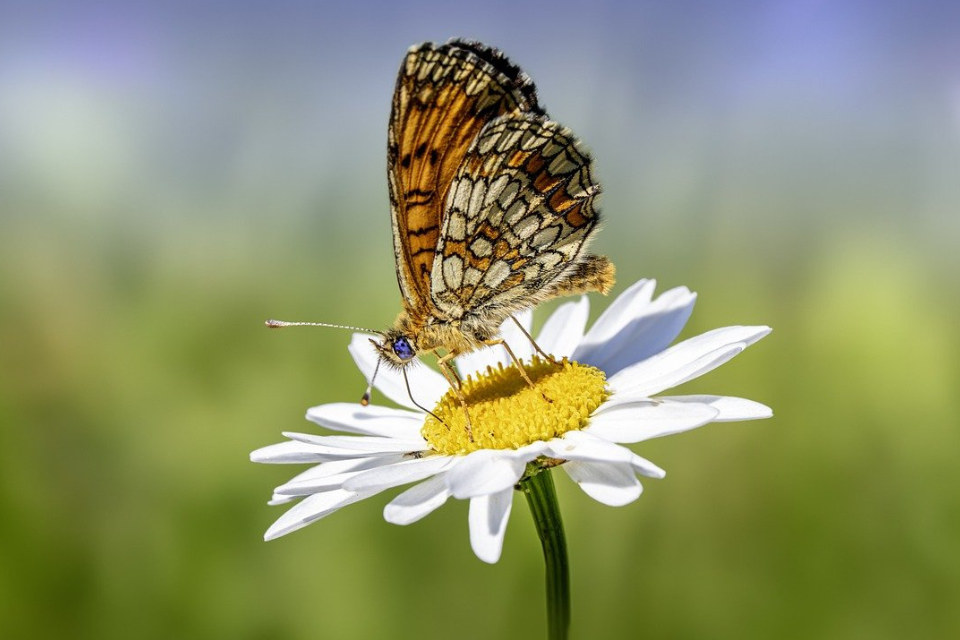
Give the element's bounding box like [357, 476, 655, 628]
[2, 1, 959, 638]
[4, 0, 958, 251]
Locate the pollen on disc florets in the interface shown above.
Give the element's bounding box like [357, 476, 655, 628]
[422, 357, 609, 456]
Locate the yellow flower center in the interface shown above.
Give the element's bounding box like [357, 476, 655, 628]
[421, 357, 608, 456]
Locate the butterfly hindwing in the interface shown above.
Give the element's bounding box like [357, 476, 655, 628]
[388, 40, 542, 318]
[430, 113, 603, 321]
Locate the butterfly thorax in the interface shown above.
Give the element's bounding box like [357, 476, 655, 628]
[378, 309, 496, 369]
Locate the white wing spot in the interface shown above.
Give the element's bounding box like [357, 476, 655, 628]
[447, 211, 467, 241]
[451, 179, 473, 212]
[514, 214, 540, 240]
[470, 236, 493, 257]
[443, 254, 464, 289]
[468, 181, 486, 218]
[532, 226, 561, 248]
[463, 266, 483, 287]
[482, 260, 511, 288]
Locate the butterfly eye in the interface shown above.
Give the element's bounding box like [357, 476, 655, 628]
[392, 336, 416, 361]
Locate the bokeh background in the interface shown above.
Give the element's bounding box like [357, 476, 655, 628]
[2, 1, 959, 638]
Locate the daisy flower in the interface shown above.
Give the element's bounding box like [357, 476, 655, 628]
[251, 279, 771, 564]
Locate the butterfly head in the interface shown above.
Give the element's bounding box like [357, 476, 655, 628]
[373, 329, 419, 369]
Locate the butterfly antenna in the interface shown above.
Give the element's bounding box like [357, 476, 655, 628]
[267, 319, 387, 405]
[265, 319, 384, 335]
[360, 358, 381, 406]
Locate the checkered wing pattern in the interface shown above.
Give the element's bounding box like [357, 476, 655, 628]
[430, 113, 602, 320]
[388, 40, 542, 318]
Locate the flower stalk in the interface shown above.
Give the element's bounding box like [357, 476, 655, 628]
[521, 467, 570, 640]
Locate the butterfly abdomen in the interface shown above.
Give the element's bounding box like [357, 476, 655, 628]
[549, 255, 616, 297]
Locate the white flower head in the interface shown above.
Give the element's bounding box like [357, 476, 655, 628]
[252, 279, 772, 563]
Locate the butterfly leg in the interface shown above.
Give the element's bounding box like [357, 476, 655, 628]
[509, 316, 560, 366]
[483, 338, 553, 403]
[435, 351, 464, 390]
[435, 352, 474, 442]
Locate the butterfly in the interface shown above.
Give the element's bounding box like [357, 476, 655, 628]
[269, 40, 615, 431]
[375, 39, 614, 381]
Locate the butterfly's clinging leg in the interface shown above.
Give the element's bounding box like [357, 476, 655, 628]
[435, 352, 474, 443]
[483, 338, 553, 403]
[509, 316, 560, 366]
[435, 351, 463, 389]
[445, 355, 465, 388]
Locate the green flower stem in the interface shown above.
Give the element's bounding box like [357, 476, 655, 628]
[521, 468, 570, 640]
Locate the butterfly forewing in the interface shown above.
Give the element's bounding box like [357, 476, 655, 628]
[388, 40, 542, 318]
[429, 113, 602, 320]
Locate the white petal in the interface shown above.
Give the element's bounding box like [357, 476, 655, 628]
[263, 489, 375, 540]
[274, 455, 407, 495]
[282, 432, 428, 454]
[445, 443, 545, 499]
[609, 326, 771, 397]
[536, 297, 589, 359]
[250, 440, 361, 464]
[306, 403, 424, 438]
[454, 347, 503, 380]
[343, 455, 454, 492]
[348, 333, 448, 411]
[456, 309, 534, 377]
[587, 400, 719, 443]
[469, 489, 514, 564]
[575, 281, 698, 377]
[630, 454, 667, 479]
[608, 344, 743, 398]
[546, 429, 635, 463]
[384, 475, 451, 525]
[572, 279, 655, 359]
[274, 471, 360, 495]
[563, 461, 643, 506]
[659, 395, 773, 421]
[285, 457, 401, 481]
[446, 451, 526, 499]
[544, 431, 666, 478]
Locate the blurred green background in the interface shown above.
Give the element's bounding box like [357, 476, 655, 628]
[2, 1, 959, 638]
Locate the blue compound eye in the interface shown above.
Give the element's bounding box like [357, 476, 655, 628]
[392, 336, 415, 361]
